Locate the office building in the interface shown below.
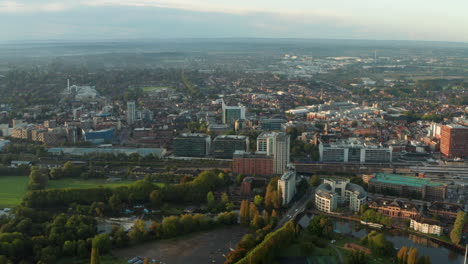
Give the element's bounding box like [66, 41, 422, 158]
[260, 118, 286, 131]
[440, 125, 468, 158]
[173, 133, 211, 157]
[127, 101, 136, 125]
[222, 100, 246, 125]
[319, 138, 392, 163]
[212, 135, 249, 159]
[256, 132, 290, 175]
[83, 128, 115, 144]
[367, 173, 447, 200]
[232, 151, 274, 176]
[278, 170, 297, 205]
[315, 179, 367, 213]
[368, 199, 420, 219]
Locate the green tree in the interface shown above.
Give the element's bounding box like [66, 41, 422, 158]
[90, 247, 100, 264]
[254, 195, 264, 207]
[149, 190, 163, 207]
[309, 175, 321, 187]
[92, 234, 110, 254]
[450, 211, 466, 245]
[108, 194, 122, 213]
[207, 191, 216, 210]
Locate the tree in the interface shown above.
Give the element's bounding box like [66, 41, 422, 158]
[207, 191, 216, 210]
[149, 190, 163, 207]
[450, 211, 466, 245]
[397, 246, 408, 264]
[90, 247, 100, 264]
[249, 202, 259, 221]
[92, 234, 110, 254]
[407, 247, 418, 264]
[221, 192, 229, 208]
[309, 175, 321, 187]
[108, 194, 122, 213]
[254, 195, 264, 207]
[28, 167, 49, 190]
[308, 215, 332, 237]
[251, 214, 264, 230]
[239, 200, 250, 226]
[128, 219, 147, 242]
[347, 250, 368, 264]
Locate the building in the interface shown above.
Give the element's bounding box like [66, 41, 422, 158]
[278, 170, 297, 205]
[315, 179, 367, 213]
[368, 199, 420, 219]
[222, 100, 246, 125]
[47, 147, 166, 158]
[440, 125, 468, 158]
[367, 173, 447, 200]
[240, 177, 268, 196]
[83, 128, 115, 144]
[212, 135, 249, 159]
[319, 138, 392, 163]
[260, 118, 286, 131]
[127, 101, 136, 125]
[257, 132, 290, 175]
[428, 202, 464, 220]
[232, 151, 274, 176]
[410, 217, 442, 236]
[173, 133, 211, 157]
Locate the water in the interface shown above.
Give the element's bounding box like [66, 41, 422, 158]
[332, 219, 464, 264]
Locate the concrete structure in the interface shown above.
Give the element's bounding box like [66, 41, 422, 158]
[222, 100, 245, 125]
[48, 147, 166, 158]
[410, 217, 442, 236]
[232, 151, 274, 176]
[127, 101, 136, 125]
[173, 133, 211, 157]
[367, 173, 447, 200]
[83, 128, 115, 144]
[212, 135, 249, 158]
[440, 125, 468, 158]
[278, 170, 297, 205]
[260, 118, 286, 131]
[319, 138, 392, 163]
[315, 179, 367, 213]
[257, 132, 290, 175]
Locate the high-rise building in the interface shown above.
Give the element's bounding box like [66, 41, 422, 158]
[212, 135, 249, 158]
[222, 100, 246, 125]
[319, 138, 392, 163]
[278, 169, 297, 205]
[173, 133, 211, 157]
[127, 101, 136, 125]
[440, 125, 468, 158]
[256, 132, 290, 175]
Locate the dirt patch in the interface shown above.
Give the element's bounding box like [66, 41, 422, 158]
[113, 226, 247, 264]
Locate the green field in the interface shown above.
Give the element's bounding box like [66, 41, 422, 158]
[0, 176, 29, 208]
[0, 177, 165, 208]
[142, 86, 169, 92]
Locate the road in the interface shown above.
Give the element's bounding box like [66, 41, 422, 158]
[276, 187, 315, 228]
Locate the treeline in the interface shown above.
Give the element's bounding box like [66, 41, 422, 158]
[234, 221, 298, 264]
[360, 231, 394, 257]
[397, 246, 431, 264]
[23, 170, 224, 210]
[360, 206, 393, 226]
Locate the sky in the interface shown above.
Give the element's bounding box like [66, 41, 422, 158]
[1, 0, 467, 42]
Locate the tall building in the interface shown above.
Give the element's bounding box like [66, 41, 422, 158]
[315, 179, 367, 213]
[278, 169, 297, 205]
[212, 135, 249, 158]
[127, 101, 136, 125]
[440, 125, 468, 158]
[222, 100, 246, 125]
[173, 133, 211, 157]
[257, 132, 290, 175]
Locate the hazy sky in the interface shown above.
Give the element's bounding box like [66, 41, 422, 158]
[1, 0, 467, 42]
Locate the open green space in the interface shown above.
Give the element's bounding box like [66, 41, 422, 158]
[0, 176, 29, 208]
[142, 86, 169, 92]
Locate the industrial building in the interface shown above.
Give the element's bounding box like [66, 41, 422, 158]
[367, 173, 447, 200]
[319, 138, 392, 163]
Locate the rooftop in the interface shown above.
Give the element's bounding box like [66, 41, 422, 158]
[371, 173, 444, 188]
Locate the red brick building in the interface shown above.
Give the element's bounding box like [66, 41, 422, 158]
[232, 151, 273, 176]
[440, 125, 468, 158]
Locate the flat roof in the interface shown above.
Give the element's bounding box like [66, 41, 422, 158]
[372, 173, 444, 188]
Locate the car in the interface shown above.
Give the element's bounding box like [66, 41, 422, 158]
[295, 209, 298, 212]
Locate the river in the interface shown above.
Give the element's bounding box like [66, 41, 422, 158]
[332, 219, 464, 263]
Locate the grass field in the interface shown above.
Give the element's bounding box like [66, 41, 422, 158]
[0, 176, 29, 208]
[0, 177, 164, 208]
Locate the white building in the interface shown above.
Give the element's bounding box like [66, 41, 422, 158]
[127, 101, 136, 125]
[257, 132, 290, 175]
[278, 170, 297, 205]
[410, 217, 442, 236]
[319, 138, 392, 163]
[222, 100, 246, 125]
[315, 179, 367, 213]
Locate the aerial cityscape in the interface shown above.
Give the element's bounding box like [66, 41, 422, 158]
[0, 1, 467, 264]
